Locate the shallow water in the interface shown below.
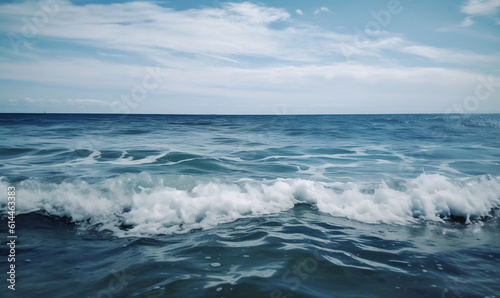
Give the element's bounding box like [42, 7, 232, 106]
[0, 113, 499, 297]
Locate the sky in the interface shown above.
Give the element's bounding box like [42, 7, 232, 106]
[0, 0, 500, 114]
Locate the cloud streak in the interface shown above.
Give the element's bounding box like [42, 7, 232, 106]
[401, 45, 499, 64]
[461, 0, 500, 15]
[314, 7, 329, 14]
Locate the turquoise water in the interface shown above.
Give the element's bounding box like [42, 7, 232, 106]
[1, 113, 499, 297]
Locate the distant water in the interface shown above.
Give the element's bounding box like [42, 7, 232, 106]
[0, 113, 499, 297]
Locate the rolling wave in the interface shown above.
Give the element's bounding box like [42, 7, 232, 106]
[1, 173, 499, 237]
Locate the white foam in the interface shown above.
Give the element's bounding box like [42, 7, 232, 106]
[57, 150, 101, 166]
[106, 151, 170, 165]
[1, 173, 499, 236]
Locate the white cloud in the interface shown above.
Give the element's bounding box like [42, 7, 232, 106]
[314, 7, 329, 14]
[0, 1, 404, 63]
[0, 1, 494, 71]
[68, 98, 109, 105]
[296, 9, 303, 15]
[461, 16, 475, 26]
[10, 97, 109, 106]
[0, 58, 148, 88]
[461, 0, 500, 15]
[5, 1, 486, 66]
[401, 45, 498, 64]
[0, 55, 486, 93]
[436, 24, 500, 41]
[2, 2, 292, 59]
[97, 51, 128, 58]
[439, 1, 499, 32]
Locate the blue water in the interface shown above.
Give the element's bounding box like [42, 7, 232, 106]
[0, 113, 499, 297]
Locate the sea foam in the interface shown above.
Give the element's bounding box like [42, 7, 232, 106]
[1, 173, 499, 236]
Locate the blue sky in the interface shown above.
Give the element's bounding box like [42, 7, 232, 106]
[1, 0, 499, 114]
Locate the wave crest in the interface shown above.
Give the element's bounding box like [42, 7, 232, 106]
[1, 173, 499, 236]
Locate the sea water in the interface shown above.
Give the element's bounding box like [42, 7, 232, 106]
[0, 113, 499, 297]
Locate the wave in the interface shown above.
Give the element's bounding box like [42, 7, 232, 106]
[1, 173, 499, 236]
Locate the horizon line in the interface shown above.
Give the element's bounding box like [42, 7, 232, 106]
[1, 112, 499, 116]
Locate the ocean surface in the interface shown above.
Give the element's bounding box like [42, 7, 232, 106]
[0, 113, 499, 297]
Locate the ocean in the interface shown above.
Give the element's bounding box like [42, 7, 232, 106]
[0, 113, 499, 297]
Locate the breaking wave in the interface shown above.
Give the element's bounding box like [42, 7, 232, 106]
[1, 173, 499, 236]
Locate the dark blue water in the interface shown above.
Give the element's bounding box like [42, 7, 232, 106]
[1, 113, 499, 297]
